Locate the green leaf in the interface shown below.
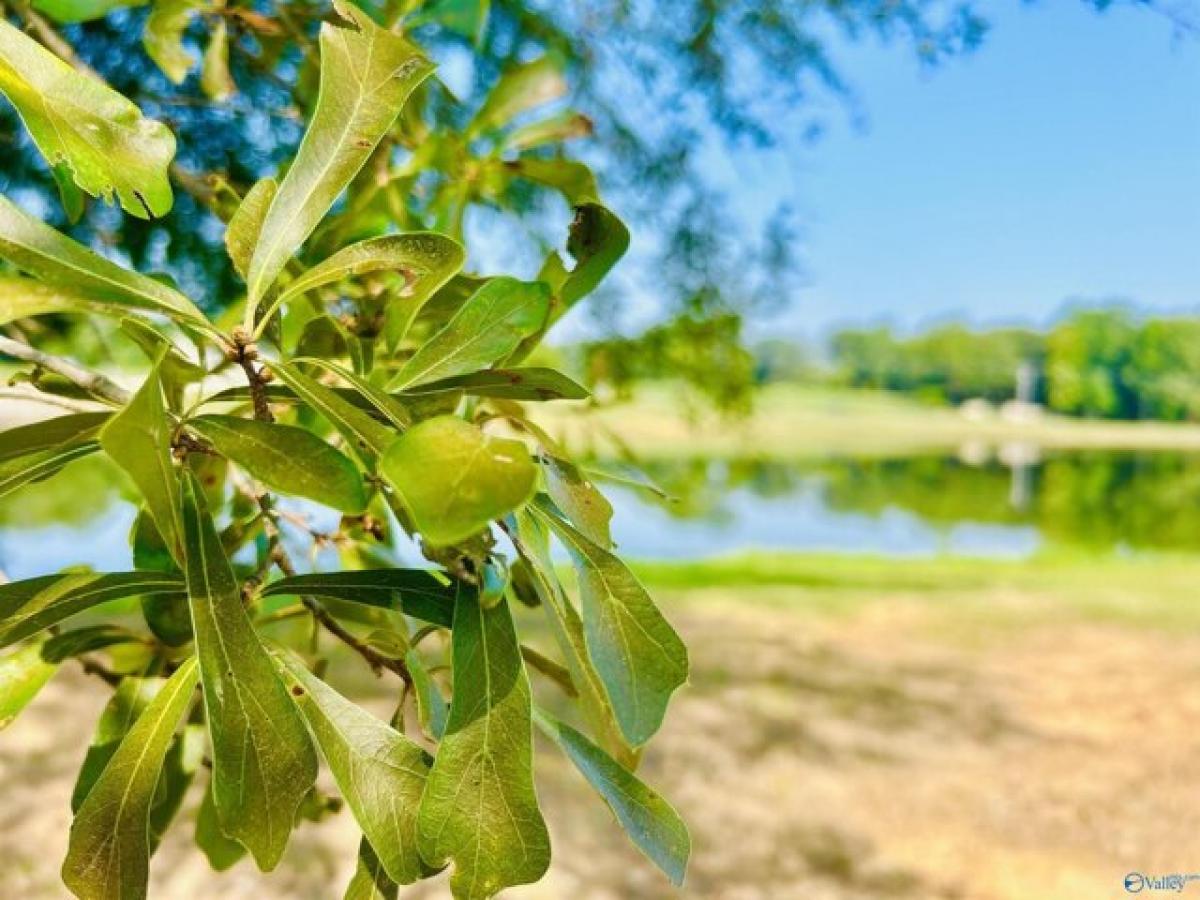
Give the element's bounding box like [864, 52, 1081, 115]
[559, 203, 630, 309]
[100, 364, 185, 563]
[381, 416, 537, 546]
[405, 648, 447, 740]
[245, 1, 434, 311]
[275, 653, 432, 885]
[0, 411, 109, 461]
[257, 232, 465, 337]
[470, 53, 565, 135]
[0, 195, 208, 327]
[200, 18, 235, 101]
[344, 838, 398, 900]
[416, 592, 550, 899]
[0, 21, 176, 218]
[260, 569, 456, 628]
[225, 177, 277, 280]
[533, 500, 688, 746]
[31, 0, 146, 23]
[400, 367, 589, 401]
[294, 357, 411, 429]
[143, 0, 200, 84]
[195, 779, 248, 871]
[61, 658, 198, 900]
[0, 638, 57, 729]
[148, 722, 205, 850]
[265, 360, 395, 466]
[427, 0, 490, 44]
[189, 414, 368, 513]
[389, 278, 550, 390]
[504, 110, 593, 152]
[543, 455, 613, 548]
[71, 675, 166, 812]
[0, 439, 99, 500]
[181, 473, 318, 871]
[0, 276, 80, 324]
[534, 708, 690, 886]
[505, 158, 599, 205]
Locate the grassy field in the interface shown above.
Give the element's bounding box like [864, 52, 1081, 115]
[535, 383, 1200, 458]
[5, 551, 1200, 899]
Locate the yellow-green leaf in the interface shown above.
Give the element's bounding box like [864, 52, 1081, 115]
[416, 592, 550, 899]
[225, 177, 277, 280]
[189, 414, 368, 513]
[61, 658, 198, 900]
[0, 20, 176, 217]
[200, 17, 235, 100]
[0, 638, 57, 729]
[245, 1, 434, 312]
[276, 653, 431, 885]
[143, 0, 200, 84]
[0, 195, 208, 327]
[100, 364, 185, 563]
[181, 473, 318, 871]
[381, 416, 536, 546]
[469, 53, 565, 135]
[32, 0, 145, 23]
[389, 278, 550, 390]
[260, 569, 456, 628]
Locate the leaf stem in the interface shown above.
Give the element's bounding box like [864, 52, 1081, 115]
[0, 335, 130, 405]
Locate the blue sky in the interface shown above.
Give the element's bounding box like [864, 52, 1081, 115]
[732, 0, 1200, 339]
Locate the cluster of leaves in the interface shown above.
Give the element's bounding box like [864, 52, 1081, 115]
[0, 4, 690, 898]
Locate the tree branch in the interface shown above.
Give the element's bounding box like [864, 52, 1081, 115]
[0, 336, 130, 405]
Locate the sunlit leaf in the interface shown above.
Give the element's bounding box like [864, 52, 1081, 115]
[225, 177, 277, 280]
[416, 592, 550, 899]
[189, 414, 368, 513]
[381, 416, 537, 546]
[61, 658, 198, 900]
[405, 648, 447, 740]
[143, 0, 200, 84]
[295, 357, 411, 429]
[505, 157, 598, 205]
[32, 0, 145, 21]
[400, 367, 588, 401]
[0, 638, 57, 729]
[276, 652, 431, 884]
[0, 276, 80, 324]
[0, 20, 176, 217]
[181, 473, 318, 871]
[257, 232, 464, 336]
[0, 195, 208, 327]
[100, 363, 185, 563]
[200, 18, 236, 101]
[543, 455, 613, 548]
[533, 499, 688, 746]
[71, 675, 166, 812]
[0, 438, 100, 500]
[245, 1, 434, 311]
[470, 53, 565, 134]
[504, 110, 593, 152]
[389, 278, 550, 390]
[266, 360, 395, 466]
[260, 569, 456, 628]
[534, 707, 690, 886]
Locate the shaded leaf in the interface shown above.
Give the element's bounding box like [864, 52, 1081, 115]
[405, 648, 447, 740]
[71, 675, 166, 812]
[416, 592, 550, 899]
[533, 500, 687, 746]
[61, 658, 198, 900]
[504, 110, 593, 152]
[470, 53, 565, 135]
[182, 473, 318, 870]
[0, 411, 109, 462]
[381, 416, 537, 546]
[0, 195, 208, 326]
[400, 367, 588, 401]
[0, 437, 98, 499]
[245, 1, 434, 310]
[0, 21, 176, 217]
[427, 0, 490, 45]
[0, 638, 57, 729]
[0, 276, 82, 324]
[276, 652, 431, 884]
[0, 571, 181, 648]
[100, 364, 185, 563]
[189, 414, 368, 513]
[344, 838, 398, 900]
[260, 569, 455, 628]
[389, 277, 550, 390]
[534, 708, 689, 886]
[543, 455, 613, 548]
[195, 779, 248, 871]
[295, 357, 411, 429]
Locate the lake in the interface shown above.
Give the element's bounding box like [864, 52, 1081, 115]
[4, 447, 1200, 577]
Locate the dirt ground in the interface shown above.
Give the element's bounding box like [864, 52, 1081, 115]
[4, 581, 1200, 899]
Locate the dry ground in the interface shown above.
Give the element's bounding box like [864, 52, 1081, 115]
[4, 557, 1200, 899]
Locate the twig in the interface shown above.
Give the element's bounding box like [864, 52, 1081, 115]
[76, 655, 121, 687]
[0, 336, 130, 405]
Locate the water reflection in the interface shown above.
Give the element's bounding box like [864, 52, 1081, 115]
[5, 449, 1200, 570]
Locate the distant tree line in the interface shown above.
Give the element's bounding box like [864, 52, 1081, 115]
[754, 307, 1200, 422]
